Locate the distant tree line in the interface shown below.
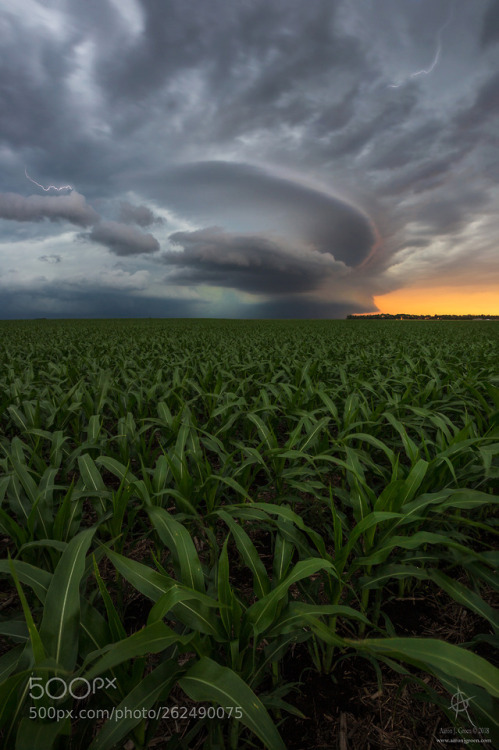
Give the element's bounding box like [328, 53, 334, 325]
[346, 313, 499, 320]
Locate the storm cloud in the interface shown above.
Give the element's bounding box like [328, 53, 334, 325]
[0, 192, 99, 227]
[87, 221, 160, 256]
[481, 0, 499, 47]
[164, 227, 348, 294]
[0, 0, 498, 318]
[118, 201, 164, 227]
[148, 162, 376, 266]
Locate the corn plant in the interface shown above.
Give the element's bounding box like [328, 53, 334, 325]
[1, 318, 498, 747]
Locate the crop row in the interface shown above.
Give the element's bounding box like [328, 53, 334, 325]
[0, 319, 498, 749]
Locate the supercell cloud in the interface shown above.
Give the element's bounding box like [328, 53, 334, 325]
[165, 226, 348, 295]
[149, 162, 376, 266]
[0, 0, 498, 318]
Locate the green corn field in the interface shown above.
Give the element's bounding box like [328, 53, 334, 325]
[0, 318, 498, 749]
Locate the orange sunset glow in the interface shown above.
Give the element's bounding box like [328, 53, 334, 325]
[374, 285, 499, 316]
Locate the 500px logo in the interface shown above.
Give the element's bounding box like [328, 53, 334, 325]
[29, 677, 117, 700]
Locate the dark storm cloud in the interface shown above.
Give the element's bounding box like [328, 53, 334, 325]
[0, 285, 205, 320]
[96, 0, 357, 105]
[373, 156, 462, 197]
[87, 221, 160, 256]
[481, 0, 499, 47]
[201, 3, 366, 143]
[0, 22, 68, 151]
[366, 121, 445, 172]
[1, 0, 498, 319]
[455, 70, 499, 128]
[148, 162, 375, 266]
[118, 201, 164, 227]
[0, 192, 99, 226]
[164, 227, 347, 294]
[39, 254, 62, 264]
[322, 86, 420, 160]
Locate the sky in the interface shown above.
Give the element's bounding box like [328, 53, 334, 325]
[1, 0, 498, 319]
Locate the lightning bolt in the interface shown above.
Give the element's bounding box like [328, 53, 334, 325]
[389, 3, 454, 88]
[25, 167, 73, 192]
